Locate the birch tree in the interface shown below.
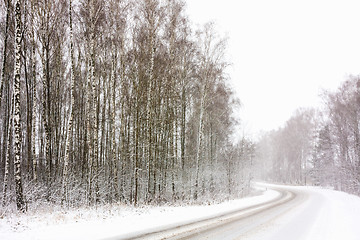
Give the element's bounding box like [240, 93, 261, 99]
[2, 96, 13, 207]
[193, 23, 228, 199]
[62, 0, 75, 204]
[13, 0, 25, 212]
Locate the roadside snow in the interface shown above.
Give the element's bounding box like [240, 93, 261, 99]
[306, 188, 360, 240]
[0, 186, 278, 240]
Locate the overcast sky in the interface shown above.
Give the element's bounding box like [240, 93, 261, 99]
[185, 0, 360, 134]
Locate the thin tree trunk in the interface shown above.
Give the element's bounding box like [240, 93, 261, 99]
[41, 41, 51, 183]
[62, 0, 75, 204]
[2, 95, 13, 207]
[180, 85, 186, 198]
[13, 0, 25, 212]
[111, 49, 118, 201]
[31, 2, 37, 181]
[194, 86, 205, 200]
[0, 0, 10, 108]
[0, 0, 10, 181]
[134, 104, 140, 206]
[146, 41, 155, 202]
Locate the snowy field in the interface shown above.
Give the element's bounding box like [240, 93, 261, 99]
[1, 184, 360, 240]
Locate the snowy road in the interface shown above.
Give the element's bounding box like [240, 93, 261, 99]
[114, 184, 360, 240]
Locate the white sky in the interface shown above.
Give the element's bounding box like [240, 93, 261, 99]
[185, 0, 360, 134]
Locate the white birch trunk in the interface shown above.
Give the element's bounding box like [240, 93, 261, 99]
[62, 0, 75, 204]
[2, 97, 13, 206]
[194, 85, 206, 200]
[145, 37, 155, 200]
[111, 49, 118, 200]
[13, 0, 25, 212]
[86, 51, 93, 202]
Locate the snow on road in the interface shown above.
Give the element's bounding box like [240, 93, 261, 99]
[244, 184, 360, 240]
[293, 186, 360, 240]
[1, 183, 360, 240]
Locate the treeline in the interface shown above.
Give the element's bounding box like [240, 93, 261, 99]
[256, 76, 360, 195]
[0, 0, 253, 212]
[255, 108, 315, 184]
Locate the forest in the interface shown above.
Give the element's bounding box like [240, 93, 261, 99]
[0, 0, 255, 213]
[256, 76, 360, 196]
[2, 0, 360, 216]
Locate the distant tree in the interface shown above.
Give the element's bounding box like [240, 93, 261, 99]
[322, 77, 360, 193]
[310, 124, 335, 186]
[255, 108, 316, 184]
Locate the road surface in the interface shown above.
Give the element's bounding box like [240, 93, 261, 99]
[109, 184, 325, 240]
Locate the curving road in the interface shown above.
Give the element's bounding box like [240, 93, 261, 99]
[112, 184, 318, 240]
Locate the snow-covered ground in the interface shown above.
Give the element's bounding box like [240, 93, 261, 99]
[1, 184, 360, 240]
[0, 187, 277, 240]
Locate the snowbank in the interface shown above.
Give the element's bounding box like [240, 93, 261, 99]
[0, 186, 277, 240]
